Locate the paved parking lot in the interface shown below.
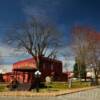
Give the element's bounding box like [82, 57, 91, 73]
[0, 88, 100, 100]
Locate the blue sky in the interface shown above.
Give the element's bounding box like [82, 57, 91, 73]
[0, 0, 100, 65]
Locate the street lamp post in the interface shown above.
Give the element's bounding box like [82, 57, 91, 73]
[34, 70, 41, 92]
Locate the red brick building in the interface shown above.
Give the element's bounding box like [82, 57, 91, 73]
[10, 56, 63, 83]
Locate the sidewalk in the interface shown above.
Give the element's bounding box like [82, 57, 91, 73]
[0, 86, 98, 96]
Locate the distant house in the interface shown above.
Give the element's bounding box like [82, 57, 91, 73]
[3, 72, 13, 82]
[0, 64, 12, 82]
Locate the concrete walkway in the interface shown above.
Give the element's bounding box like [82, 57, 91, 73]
[0, 86, 97, 96]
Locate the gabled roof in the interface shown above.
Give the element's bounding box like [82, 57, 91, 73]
[13, 56, 62, 65]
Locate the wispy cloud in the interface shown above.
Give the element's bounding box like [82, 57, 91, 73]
[0, 43, 30, 64]
[22, 0, 65, 24]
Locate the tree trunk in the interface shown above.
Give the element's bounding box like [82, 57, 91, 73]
[94, 69, 99, 85]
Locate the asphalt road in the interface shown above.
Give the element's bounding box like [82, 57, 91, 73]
[0, 88, 100, 100]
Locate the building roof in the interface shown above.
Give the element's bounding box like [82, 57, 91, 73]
[13, 56, 62, 71]
[13, 56, 62, 65]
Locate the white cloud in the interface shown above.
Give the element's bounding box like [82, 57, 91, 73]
[57, 46, 75, 72]
[0, 43, 30, 64]
[0, 43, 15, 56]
[62, 60, 75, 72]
[0, 64, 13, 72]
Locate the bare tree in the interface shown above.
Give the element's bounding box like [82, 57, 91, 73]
[5, 17, 62, 70]
[72, 25, 100, 84]
[87, 31, 100, 84]
[71, 26, 89, 80]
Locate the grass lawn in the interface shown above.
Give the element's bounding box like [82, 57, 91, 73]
[0, 83, 8, 92]
[32, 81, 91, 92]
[0, 81, 91, 92]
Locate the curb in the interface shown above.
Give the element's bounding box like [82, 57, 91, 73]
[55, 86, 97, 96]
[0, 86, 98, 97]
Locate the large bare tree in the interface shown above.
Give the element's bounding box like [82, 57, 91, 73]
[5, 17, 62, 70]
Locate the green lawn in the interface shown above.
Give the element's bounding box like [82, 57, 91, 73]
[70, 81, 90, 88]
[0, 83, 8, 92]
[32, 81, 91, 92]
[0, 81, 91, 92]
[48, 81, 90, 89]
